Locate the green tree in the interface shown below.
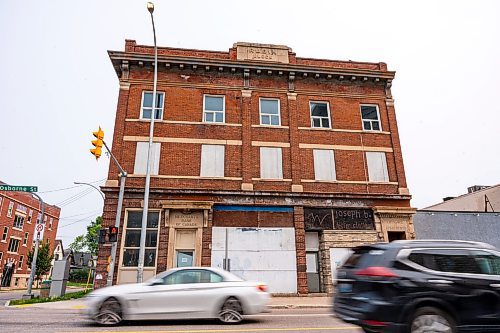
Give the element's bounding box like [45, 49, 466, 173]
[27, 240, 54, 286]
[69, 216, 102, 256]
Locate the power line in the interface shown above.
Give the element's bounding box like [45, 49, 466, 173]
[39, 178, 106, 194]
[59, 210, 102, 220]
[58, 213, 101, 229]
[56, 188, 94, 207]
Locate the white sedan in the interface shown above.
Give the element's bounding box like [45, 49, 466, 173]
[85, 267, 269, 325]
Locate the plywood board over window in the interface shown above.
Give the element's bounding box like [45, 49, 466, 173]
[134, 142, 161, 175]
[260, 147, 283, 179]
[313, 149, 336, 181]
[200, 145, 225, 177]
[366, 152, 389, 182]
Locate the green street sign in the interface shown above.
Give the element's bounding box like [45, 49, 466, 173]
[0, 185, 38, 192]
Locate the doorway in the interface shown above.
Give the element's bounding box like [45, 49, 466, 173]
[388, 231, 406, 242]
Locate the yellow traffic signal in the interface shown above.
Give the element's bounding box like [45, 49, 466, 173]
[90, 126, 104, 160]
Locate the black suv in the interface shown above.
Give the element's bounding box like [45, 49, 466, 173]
[333, 240, 500, 332]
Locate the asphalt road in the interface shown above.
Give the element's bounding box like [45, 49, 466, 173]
[0, 306, 362, 333]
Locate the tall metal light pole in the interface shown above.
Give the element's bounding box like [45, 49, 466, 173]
[137, 1, 158, 283]
[25, 193, 45, 299]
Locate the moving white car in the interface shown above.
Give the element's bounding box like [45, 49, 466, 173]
[85, 267, 270, 325]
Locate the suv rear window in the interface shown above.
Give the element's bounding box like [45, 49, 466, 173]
[408, 249, 481, 274]
[342, 247, 387, 269]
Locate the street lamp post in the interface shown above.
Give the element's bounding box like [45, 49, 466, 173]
[137, 1, 158, 283]
[73, 182, 105, 200]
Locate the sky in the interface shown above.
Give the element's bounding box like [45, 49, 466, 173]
[1, 0, 499, 248]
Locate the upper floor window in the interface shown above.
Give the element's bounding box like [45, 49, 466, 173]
[49, 217, 53, 229]
[8, 238, 20, 253]
[0, 197, 3, 216]
[18, 255, 24, 269]
[360, 105, 381, 131]
[259, 98, 280, 126]
[134, 142, 161, 175]
[141, 91, 165, 120]
[260, 147, 283, 179]
[27, 210, 32, 223]
[7, 201, 14, 217]
[313, 149, 336, 181]
[23, 232, 29, 246]
[2, 227, 8, 241]
[366, 152, 389, 182]
[200, 145, 225, 177]
[310, 102, 331, 128]
[203, 95, 225, 123]
[16, 204, 27, 214]
[13, 214, 25, 229]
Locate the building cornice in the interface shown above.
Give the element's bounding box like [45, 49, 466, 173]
[108, 51, 395, 83]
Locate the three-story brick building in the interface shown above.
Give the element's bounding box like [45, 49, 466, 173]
[96, 41, 415, 293]
[0, 184, 60, 289]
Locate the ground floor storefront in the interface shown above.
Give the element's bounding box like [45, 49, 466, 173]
[95, 190, 415, 294]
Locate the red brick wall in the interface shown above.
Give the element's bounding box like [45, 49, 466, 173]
[0, 190, 60, 280]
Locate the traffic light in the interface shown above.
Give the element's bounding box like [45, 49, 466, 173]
[108, 226, 119, 242]
[90, 126, 104, 160]
[98, 228, 107, 244]
[106, 256, 111, 272]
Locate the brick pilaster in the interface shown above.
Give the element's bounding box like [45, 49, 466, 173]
[294, 206, 308, 294]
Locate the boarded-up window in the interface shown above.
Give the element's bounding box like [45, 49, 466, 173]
[134, 142, 161, 175]
[260, 147, 283, 179]
[366, 152, 389, 182]
[200, 145, 225, 177]
[313, 149, 336, 180]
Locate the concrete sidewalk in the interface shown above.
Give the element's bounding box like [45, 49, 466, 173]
[8, 295, 332, 310]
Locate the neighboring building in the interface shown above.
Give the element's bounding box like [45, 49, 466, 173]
[414, 185, 500, 249]
[73, 252, 92, 269]
[49, 239, 64, 276]
[0, 184, 60, 289]
[425, 184, 499, 212]
[96, 41, 415, 294]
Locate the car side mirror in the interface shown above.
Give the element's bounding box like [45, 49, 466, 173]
[150, 278, 163, 286]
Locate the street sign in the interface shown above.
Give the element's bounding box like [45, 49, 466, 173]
[0, 185, 38, 192]
[35, 220, 45, 240]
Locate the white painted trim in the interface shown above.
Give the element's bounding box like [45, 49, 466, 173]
[140, 91, 165, 120]
[125, 119, 242, 126]
[360, 104, 383, 132]
[299, 143, 393, 152]
[124, 136, 242, 146]
[309, 101, 331, 129]
[203, 94, 225, 124]
[259, 97, 281, 126]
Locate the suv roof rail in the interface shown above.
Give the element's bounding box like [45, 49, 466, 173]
[392, 239, 496, 249]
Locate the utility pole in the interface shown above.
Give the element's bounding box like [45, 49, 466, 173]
[25, 192, 45, 299]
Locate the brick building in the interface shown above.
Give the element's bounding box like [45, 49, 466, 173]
[96, 40, 415, 294]
[0, 185, 60, 288]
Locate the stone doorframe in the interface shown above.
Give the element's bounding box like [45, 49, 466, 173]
[373, 207, 417, 241]
[161, 201, 214, 269]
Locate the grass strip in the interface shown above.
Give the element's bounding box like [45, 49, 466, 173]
[9, 289, 92, 306]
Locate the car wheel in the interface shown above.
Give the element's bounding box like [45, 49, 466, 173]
[94, 297, 123, 326]
[410, 306, 456, 333]
[219, 297, 243, 324]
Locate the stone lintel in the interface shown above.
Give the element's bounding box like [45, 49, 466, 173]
[287, 93, 297, 101]
[241, 183, 254, 191]
[241, 89, 252, 98]
[291, 184, 303, 192]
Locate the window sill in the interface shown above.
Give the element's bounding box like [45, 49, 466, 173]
[0, 240, 6, 243]
[12, 227, 23, 231]
[252, 125, 289, 129]
[129, 174, 243, 181]
[252, 178, 292, 182]
[7, 251, 18, 254]
[301, 179, 398, 185]
[125, 118, 243, 127]
[298, 127, 391, 135]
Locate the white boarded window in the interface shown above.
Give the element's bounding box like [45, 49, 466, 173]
[200, 145, 225, 177]
[134, 142, 161, 175]
[366, 152, 389, 182]
[260, 147, 283, 179]
[313, 149, 336, 181]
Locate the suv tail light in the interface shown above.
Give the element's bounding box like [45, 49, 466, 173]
[256, 284, 267, 292]
[356, 266, 399, 278]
